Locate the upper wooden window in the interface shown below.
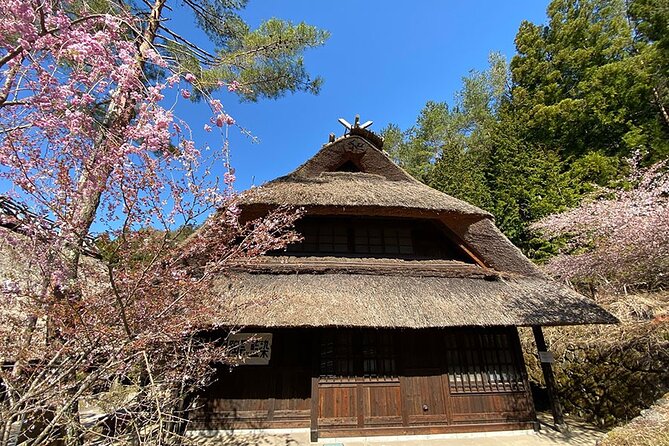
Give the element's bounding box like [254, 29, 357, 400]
[280, 217, 473, 262]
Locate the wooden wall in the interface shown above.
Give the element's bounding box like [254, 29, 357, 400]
[189, 329, 312, 429]
[190, 327, 536, 437]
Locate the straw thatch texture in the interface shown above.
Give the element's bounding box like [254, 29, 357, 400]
[238, 135, 490, 217]
[448, 218, 545, 277]
[240, 171, 490, 216]
[0, 226, 106, 355]
[228, 256, 503, 279]
[228, 131, 616, 328]
[0, 228, 48, 361]
[0, 229, 39, 290]
[292, 134, 414, 181]
[0, 226, 105, 288]
[215, 269, 617, 328]
[0, 223, 171, 364]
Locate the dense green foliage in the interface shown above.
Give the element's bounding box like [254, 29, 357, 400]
[383, 0, 668, 257]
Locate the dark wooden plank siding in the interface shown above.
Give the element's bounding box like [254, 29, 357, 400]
[190, 329, 312, 429]
[450, 393, 534, 424]
[191, 327, 536, 436]
[318, 384, 358, 427]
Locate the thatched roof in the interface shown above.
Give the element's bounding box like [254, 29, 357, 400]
[449, 217, 545, 277]
[225, 128, 618, 328]
[238, 134, 490, 217]
[215, 264, 617, 328]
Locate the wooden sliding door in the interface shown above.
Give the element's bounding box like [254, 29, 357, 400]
[317, 330, 403, 434]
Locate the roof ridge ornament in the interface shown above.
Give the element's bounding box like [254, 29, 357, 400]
[337, 114, 373, 135]
[327, 114, 383, 149]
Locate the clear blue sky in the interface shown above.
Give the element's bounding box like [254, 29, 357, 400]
[170, 1, 550, 191]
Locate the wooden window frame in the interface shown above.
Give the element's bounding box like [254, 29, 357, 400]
[282, 216, 475, 262]
[319, 329, 398, 383]
[445, 328, 526, 394]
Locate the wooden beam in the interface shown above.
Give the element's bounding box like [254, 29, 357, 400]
[532, 326, 566, 431]
[438, 221, 489, 269]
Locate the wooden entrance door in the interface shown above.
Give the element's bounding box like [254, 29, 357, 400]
[317, 380, 403, 432]
[316, 330, 404, 435]
[362, 381, 403, 427]
[399, 329, 452, 426]
[401, 372, 450, 425]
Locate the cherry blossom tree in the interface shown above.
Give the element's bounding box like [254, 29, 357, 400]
[0, 0, 324, 444]
[532, 158, 669, 293]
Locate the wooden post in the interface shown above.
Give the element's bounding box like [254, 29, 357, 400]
[532, 326, 566, 431]
[310, 376, 319, 442]
[310, 332, 319, 442]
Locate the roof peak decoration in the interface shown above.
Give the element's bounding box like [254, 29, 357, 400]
[327, 114, 384, 149]
[338, 114, 373, 133]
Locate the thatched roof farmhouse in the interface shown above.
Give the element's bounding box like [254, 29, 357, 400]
[192, 120, 616, 439]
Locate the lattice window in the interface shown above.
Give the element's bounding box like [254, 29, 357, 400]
[445, 329, 526, 394]
[320, 330, 397, 381]
[282, 217, 473, 262]
[319, 331, 355, 377]
[353, 225, 413, 255]
[361, 331, 396, 377]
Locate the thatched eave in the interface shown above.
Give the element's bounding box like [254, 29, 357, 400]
[237, 134, 491, 218]
[215, 271, 618, 329]
[227, 256, 504, 279]
[238, 170, 491, 217]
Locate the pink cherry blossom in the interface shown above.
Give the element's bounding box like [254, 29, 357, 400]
[0, 4, 302, 442]
[209, 99, 223, 113]
[227, 80, 241, 92]
[533, 157, 668, 292]
[215, 113, 235, 127]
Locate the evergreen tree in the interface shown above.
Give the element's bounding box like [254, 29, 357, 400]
[627, 0, 669, 153]
[382, 102, 449, 182]
[381, 53, 507, 205]
[484, 119, 580, 253]
[383, 0, 668, 257]
[511, 0, 668, 160]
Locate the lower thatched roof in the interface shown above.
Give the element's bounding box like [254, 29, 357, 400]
[216, 272, 617, 328]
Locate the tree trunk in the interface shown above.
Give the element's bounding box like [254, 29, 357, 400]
[38, 1, 168, 443]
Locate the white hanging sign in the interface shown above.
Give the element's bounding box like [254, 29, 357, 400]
[225, 333, 273, 365]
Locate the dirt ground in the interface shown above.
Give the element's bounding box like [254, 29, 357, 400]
[188, 412, 608, 446]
